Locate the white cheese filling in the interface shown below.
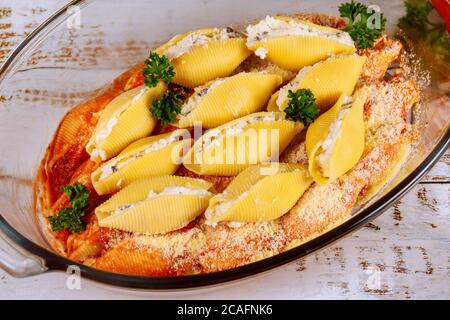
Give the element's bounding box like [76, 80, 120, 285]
[254, 47, 268, 59]
[246, 16, 354, 48]
[111, 187, 211, 216]
[95, 117, 118, 143]
[99, 134, 181, 181]
[205, 192, 248, 227]
[147, 186, 211, 198]
[180, 79, 225, 116]
[91, 148, 107, 161]
[90, 87, 149, 161]
[316, 97, 353, 175]
[164, 28, 238, 60]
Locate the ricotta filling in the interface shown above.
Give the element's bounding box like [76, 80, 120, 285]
[96, 117, 118, 143]
[195, 113, 280, 161]
[254, 47, 268, 59]
[147, 186, 212, 198]
[111, 186, 211, 216]
[180, 79, 225, 116]
[99, 134, 180, 181]
[246, 16, 354, 48]
[316, 97, 352, 175]
[164, 28, 239, 60]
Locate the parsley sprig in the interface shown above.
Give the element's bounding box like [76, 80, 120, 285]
[48, 183, 90, 233]
[143, 52, 175, 88]
[150, 91, 184, 126]
[397, 0, 449, 66]
[398, 0, 434, 36]
[339, 1, 386, 49]
[284, 89, 320, 126]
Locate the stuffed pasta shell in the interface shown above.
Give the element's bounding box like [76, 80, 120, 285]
[92, 129, 192, 195]
[267, 55, 366, 112]
[306, 92, 366, 184]
[86, 83, 167, 162]
[96, 176, 214, 234]
[246, 16, 356, 71]
[155, 28, 252, 88]
[177, 72, 282, 128]
[183, 112, 303, 176]
[205, 163, 313, 226]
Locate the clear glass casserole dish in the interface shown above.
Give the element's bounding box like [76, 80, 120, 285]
[0, 0, 448, 289]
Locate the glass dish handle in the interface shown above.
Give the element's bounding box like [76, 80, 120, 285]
[0, 229, 47, 277]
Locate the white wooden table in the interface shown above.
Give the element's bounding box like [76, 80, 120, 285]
[0, 0, 448, 299]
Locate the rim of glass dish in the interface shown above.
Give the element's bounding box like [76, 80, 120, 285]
[0, 0, 449, 290]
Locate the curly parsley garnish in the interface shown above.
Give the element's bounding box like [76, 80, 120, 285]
[339, 0, 386, 49]
[143, 52, 175, 88]
[284, 89, 320, 126]
[48, 183, 90, 233]
[150, 91, 184, 126]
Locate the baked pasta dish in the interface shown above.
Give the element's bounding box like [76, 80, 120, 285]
[34, 2, 423, 276]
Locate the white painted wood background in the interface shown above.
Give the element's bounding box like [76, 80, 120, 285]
[0, 0, 448, 299]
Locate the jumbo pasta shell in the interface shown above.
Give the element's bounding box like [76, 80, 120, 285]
[96, 176, 213, 234]
[156, 28, 252, 88]
[177, 72, 282, 128]
[86, 84, 166, 162]
[267, 55, 366, 112]
[205, 163, 313, 224]
[183, 112, 303, 176]
[91, 129, 193, 195]
[306, 92, 366, 184]
[247, 16, 356, 71]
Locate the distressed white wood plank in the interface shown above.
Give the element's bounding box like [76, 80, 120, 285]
[421, 148, 450, 183]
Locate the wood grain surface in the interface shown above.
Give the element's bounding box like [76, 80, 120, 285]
[0, 0, 448, 299]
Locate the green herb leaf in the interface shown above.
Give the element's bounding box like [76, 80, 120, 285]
[398, 0, 434, 35]
[150, 91, 184, 126]
[339, 0, 386, 49]
[48, 183, 90, 233]
[143, 52, 175, 88]
[284, 89, 320, 126]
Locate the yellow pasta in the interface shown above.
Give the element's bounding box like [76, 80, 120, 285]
[246, 16, 356, 71]
[177, 72, 282, 128]
[306, 92, 366, 184]
[86, 83, 167, 163]
[91, 129, 192, 195]
[156, 28, 252, 88]
[183, 112, 303, 176]
[96, 176, 214, 234]
[267, 55, 366, 112]
[205, 163, 313, 224]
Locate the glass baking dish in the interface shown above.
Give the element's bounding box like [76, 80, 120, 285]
[0, 0, 448, 289]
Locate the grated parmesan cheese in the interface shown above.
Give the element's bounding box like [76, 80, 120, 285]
[316, 97, 352, 176]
